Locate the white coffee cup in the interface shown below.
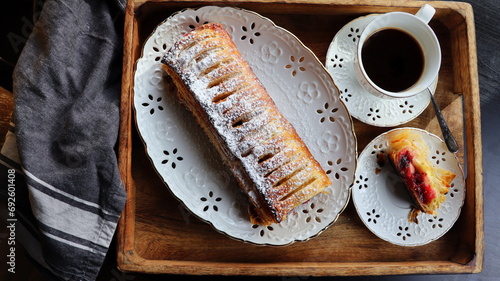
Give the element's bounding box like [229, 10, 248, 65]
[355, 4, 441, 98]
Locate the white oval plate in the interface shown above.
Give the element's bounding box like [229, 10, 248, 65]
[352, 128, 465, 246]
[325, 15, 436, 127]
[133, 6, 357, 245]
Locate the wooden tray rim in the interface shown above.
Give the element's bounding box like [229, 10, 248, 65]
[117, 0, 483, 276]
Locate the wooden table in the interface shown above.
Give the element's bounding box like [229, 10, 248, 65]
[0, 86, 14, 147]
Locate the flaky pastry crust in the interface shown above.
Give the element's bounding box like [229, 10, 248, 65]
[161, 23, 331, 225]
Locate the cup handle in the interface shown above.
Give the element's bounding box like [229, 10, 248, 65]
[415, 4, 436, 24]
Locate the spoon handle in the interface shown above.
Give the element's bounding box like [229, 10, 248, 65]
[428, 89, 459, 153]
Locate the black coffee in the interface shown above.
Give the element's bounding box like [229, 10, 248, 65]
[361, 28, 424, 93]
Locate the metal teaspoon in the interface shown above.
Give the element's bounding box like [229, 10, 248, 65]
[428, 88, 459, 153]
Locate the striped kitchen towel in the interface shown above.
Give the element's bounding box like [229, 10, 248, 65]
[1, 0, 127, 280]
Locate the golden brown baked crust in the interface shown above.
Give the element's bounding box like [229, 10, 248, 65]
[161, 23, 331, 225]
[388, 130, 456, 220]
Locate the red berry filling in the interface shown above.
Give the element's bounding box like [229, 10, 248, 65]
[397, 149, 435, 205]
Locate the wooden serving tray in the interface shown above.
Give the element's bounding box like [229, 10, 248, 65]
[117, 0, 483, 276]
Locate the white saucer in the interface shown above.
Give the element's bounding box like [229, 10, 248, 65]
[352, 128, 465, 246]
[325, 15, 437, 127]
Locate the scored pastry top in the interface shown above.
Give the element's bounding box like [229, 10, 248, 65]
[162, 23, 331, 225]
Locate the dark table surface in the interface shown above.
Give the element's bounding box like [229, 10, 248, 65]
[1, 0, 498, 280]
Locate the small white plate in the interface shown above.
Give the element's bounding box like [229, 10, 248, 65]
[133, 6, 357, 245]
[325, 15, 437, 127]
[352, 128, 465, 246]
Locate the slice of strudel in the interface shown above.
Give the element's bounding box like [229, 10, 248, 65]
[161, 23, 331, 225]
[387, 130, 456, 221]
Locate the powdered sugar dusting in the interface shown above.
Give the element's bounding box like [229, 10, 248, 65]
[162, 23, 330, 222]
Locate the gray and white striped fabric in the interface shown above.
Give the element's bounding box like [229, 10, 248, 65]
[1, 0, 127, 280]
